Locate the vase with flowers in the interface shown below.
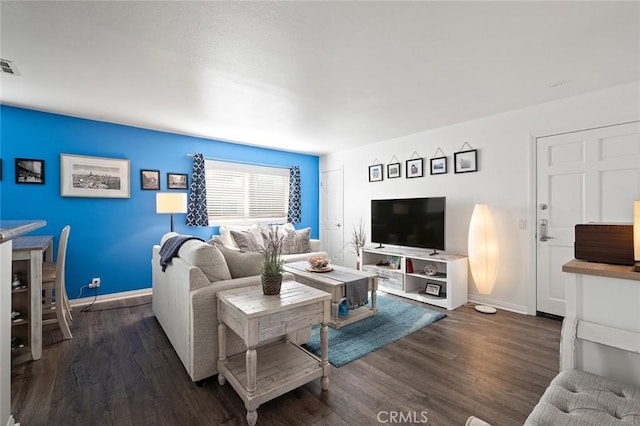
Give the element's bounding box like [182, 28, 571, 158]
[349, 218, 367, 269]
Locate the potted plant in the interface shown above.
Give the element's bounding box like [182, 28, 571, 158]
[260, 224, 286, 295]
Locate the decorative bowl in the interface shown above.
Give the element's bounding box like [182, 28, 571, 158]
[308, 256, 330, 269]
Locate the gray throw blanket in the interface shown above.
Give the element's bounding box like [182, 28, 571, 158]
[159, 236, 204, 271]
[345, 276, 369, 310]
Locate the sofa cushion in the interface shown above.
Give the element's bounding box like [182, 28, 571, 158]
[230, 230, 261, 252]
[281, 227, 312, 255]
[217, 245, 264, 278]
[177, 239, 232, 282]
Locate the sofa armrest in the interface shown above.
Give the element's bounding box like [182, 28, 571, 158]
[310, 239, 322, 252]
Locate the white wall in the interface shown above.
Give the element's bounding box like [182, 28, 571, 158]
[320, 81, 640, 314]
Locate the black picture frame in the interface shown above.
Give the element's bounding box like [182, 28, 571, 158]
[454, 149, 478, 173]
[430, 156, 447, 175]
[167, 172, 188, 189]
[387, 162, 401, 179]
[406, 158, 423, 178]
[140, 169, 160, 190]
[368, 164, 383, 182]
[15, 158, 45, 184]
[425, 283, 442, 297]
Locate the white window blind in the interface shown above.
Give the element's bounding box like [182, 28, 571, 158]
[205, 160, 290, 224]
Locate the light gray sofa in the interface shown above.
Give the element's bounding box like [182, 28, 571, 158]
[151, 231, 325, 383]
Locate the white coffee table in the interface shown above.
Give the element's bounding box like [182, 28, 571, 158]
[216, 281, 331, 426]
[283, 263, 378, 329]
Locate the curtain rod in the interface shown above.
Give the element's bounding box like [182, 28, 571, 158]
[187, 153, 292, 170]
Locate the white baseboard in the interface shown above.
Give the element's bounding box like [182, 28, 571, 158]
[467, 295, 529, 315]
[70, 288, 152, 307]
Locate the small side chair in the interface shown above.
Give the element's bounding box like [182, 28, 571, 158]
[42, 225, 73, 339]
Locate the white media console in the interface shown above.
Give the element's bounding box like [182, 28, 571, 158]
[360, 246, 468, 310]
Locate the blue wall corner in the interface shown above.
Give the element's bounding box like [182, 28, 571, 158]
[0, 106, 320, 299]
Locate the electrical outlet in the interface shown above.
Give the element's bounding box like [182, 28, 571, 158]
[89, 277, 101, 288]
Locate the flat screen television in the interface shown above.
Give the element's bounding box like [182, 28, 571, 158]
[371, 197, 445, 252]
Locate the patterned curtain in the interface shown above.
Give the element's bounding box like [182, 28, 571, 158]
[187, 153, 209, 227]
[287, 166, 301, 224]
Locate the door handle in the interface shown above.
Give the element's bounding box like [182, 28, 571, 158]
[539, 219, 554, 242]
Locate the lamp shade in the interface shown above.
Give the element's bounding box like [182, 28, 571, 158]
[634, 201, 640, 262]
[156, 193, 188, 214]
[468, 204, 499, 296]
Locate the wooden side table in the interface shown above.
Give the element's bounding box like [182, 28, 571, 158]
[217, 281, 331, 426]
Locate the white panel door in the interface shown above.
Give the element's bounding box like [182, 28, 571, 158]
[536, 121, 640, 316]
[321, 168, 344, 266]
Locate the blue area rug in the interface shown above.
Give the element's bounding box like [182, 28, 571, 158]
[304, 294, 446, 367]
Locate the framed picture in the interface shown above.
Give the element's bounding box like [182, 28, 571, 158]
[406, 158, 423, 178]
[368, 164, 383, 182]
[167, 173, 188, 189]
[15, 158, 45, 184]
[140, 169, 160, 190]
[60, 154, 130, 198]
[387, 162, 401, 179]
[425, 283, 442, 297]
[430, 156, 447, 175]
[454, 149, 478, 173]
[389, 256, 401, 270]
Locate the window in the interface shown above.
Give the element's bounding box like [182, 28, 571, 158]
[205, 160, 289, 224]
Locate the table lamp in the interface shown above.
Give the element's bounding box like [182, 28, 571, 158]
[156, 193, 187, 232]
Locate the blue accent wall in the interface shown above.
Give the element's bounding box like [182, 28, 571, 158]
[0, 106, 319, 299]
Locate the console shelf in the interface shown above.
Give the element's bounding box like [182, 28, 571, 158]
[360, 246, 468, 310]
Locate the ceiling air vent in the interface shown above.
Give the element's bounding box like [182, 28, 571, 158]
[0, 59, 19, 75]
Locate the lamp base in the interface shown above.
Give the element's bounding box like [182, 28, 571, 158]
[474, 305, 497, 314]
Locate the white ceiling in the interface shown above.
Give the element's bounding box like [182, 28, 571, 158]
[1, 1, 639, 155]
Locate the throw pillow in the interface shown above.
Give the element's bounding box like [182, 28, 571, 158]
[230, 230, 261, 252]
[281, 227, 312, 255]
[219, 224, 264, 249]
[177, 239, 232, 283]
[217, 245, 263, 278]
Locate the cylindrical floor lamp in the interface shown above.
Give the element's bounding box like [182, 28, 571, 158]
[468, 204, 499, 314]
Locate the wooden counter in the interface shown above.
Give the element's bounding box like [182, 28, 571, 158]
[562, 259, 640, 281]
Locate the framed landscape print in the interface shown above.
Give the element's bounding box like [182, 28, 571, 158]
[369, 164, 383, 182]
[406, 158, 423, 178]
[387, 162, 401, 179]
[430, 156, 447, 175]
[454, 149, 478, 173]
[15, 158, 45, 184]
[140, 169, 160, 190]
[60, 154, 130, 198]
[167, 173, 188, 189]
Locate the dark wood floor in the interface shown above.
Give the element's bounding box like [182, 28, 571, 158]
[11, 294, 561, 426]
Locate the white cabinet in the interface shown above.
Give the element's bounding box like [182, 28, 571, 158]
[360, 247, 468, 310]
